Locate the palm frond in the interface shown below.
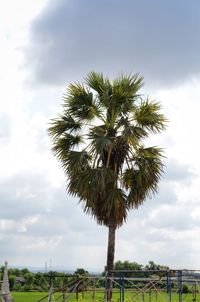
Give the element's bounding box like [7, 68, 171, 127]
[85, 71, 111, 95]
[113, 73, 144, 96]
[48, 114, 82, 139]
[117, 116, 149, 144]
[104, 187, 128, 227]
[85, 71, 114, 112]
[107, 136, 129, 171]
[112, 74, 143, 103]
[123, 146, 164, 207]
[89, 124, 107, 137]
[52, 134, 83, 161]
[64, 150, 91, 175]
[88, 130, 113, 155]
[68, 166, 127, 227]
[134, 99, 167, 133]
[67, 167, 115, 217]
[63, 82, 100, 121]
[111, 74, 144, 116]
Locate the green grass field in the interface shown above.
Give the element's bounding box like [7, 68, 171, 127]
[11, 291, 200, 302]
[12, 292, 48, 302]
[12, 291, 106, 302]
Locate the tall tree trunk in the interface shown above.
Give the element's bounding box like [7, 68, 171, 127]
[106, 222, 116, 301]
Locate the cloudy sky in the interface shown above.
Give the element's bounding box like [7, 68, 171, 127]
[1, 0, 200, 272]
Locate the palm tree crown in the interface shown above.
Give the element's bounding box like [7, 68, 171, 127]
[48, 72, 166, 228]
[48, 72, 167, 300]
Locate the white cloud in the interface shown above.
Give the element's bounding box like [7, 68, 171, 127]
[0, 0, 200, 272]
[155, 79, 200, 166]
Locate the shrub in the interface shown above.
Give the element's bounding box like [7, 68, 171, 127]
[182, 284, 190, 293]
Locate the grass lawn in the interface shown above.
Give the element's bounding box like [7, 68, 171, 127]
[12, 292, 48, 302]
[12, 290, 121, 302]
[11, 291, 200, 302]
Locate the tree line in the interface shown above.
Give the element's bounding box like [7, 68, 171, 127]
[1, 260, 169, 292]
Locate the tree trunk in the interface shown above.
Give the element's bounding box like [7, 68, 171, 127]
[106, 222, 116, 301]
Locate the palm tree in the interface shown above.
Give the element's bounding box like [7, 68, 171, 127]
[48, 71, 167, 300]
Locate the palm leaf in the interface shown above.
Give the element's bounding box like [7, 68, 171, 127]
[113, 74, 144, 97]
[63, 82, 100, 121]
[48, 114, 82, 139]
[64, 150, 91, 175]
[134, 100, 167, 133]
[52, 134, 83, 161]
[111, 74, 144, 117]
[123, 146, 164, 207]
[117, 117, 149, 145]
[85, 71, 112, 97]
[88, 130, 113, 155]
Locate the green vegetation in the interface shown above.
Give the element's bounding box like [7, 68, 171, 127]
[5, 262, 198, 302]
[48, 72, 167, 300]
[11, 291, 200, 302]
[12, 292, 47, 302]
[0, 260, 168, 293]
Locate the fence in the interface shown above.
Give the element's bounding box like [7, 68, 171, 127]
[37, 270, 200, 302]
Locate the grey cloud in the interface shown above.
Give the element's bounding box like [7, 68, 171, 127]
[118, 158, 197, 235]
[147, 206, 193, 231]
[117, 225, 194, 269]
[0, 173, 53, 219]
[25, 0, 200, 88]
[127, 178, 178, 213]
[0, 113, 12, 142]
[0, 173, 106, 269]
[0, 170, 106, 248]
[149, 181, 177, 206]
[164, 158, 196, 183]
[0, 236, 22, 258]
[0, 172, 87, 223]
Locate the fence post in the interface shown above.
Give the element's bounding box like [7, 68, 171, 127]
[119, 272, 124, 302]
[76, 275, 79, 301]
[167, 271, 172, 302]
[105, 272, 108, 302]
[178, 270, 182, 302]
[92, 277, 95, 301]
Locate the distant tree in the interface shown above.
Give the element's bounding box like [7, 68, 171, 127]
[39, 275, 48, 290]
[145, 261, 159, 270]
[145, 261, 169, 270]
[21, 268, 30, 275]
[0, 266, 5, 275]
[34, 272, 48, 290]
[112, 260, 143, 278]
[24, 272, 34, 287]
[114, 260, 143, 271]
[9, 268, 21, 277]
[74, 268, 89, 276]
[34, 272, 43, 286]
[8, 275, 16, 290]
[14, 283, 22, 291]
[51, 272, 69, 289]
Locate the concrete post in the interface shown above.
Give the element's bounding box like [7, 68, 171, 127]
[1, 261, 12, 302]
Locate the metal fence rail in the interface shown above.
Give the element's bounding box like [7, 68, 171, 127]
[37, 270, 200, 302]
